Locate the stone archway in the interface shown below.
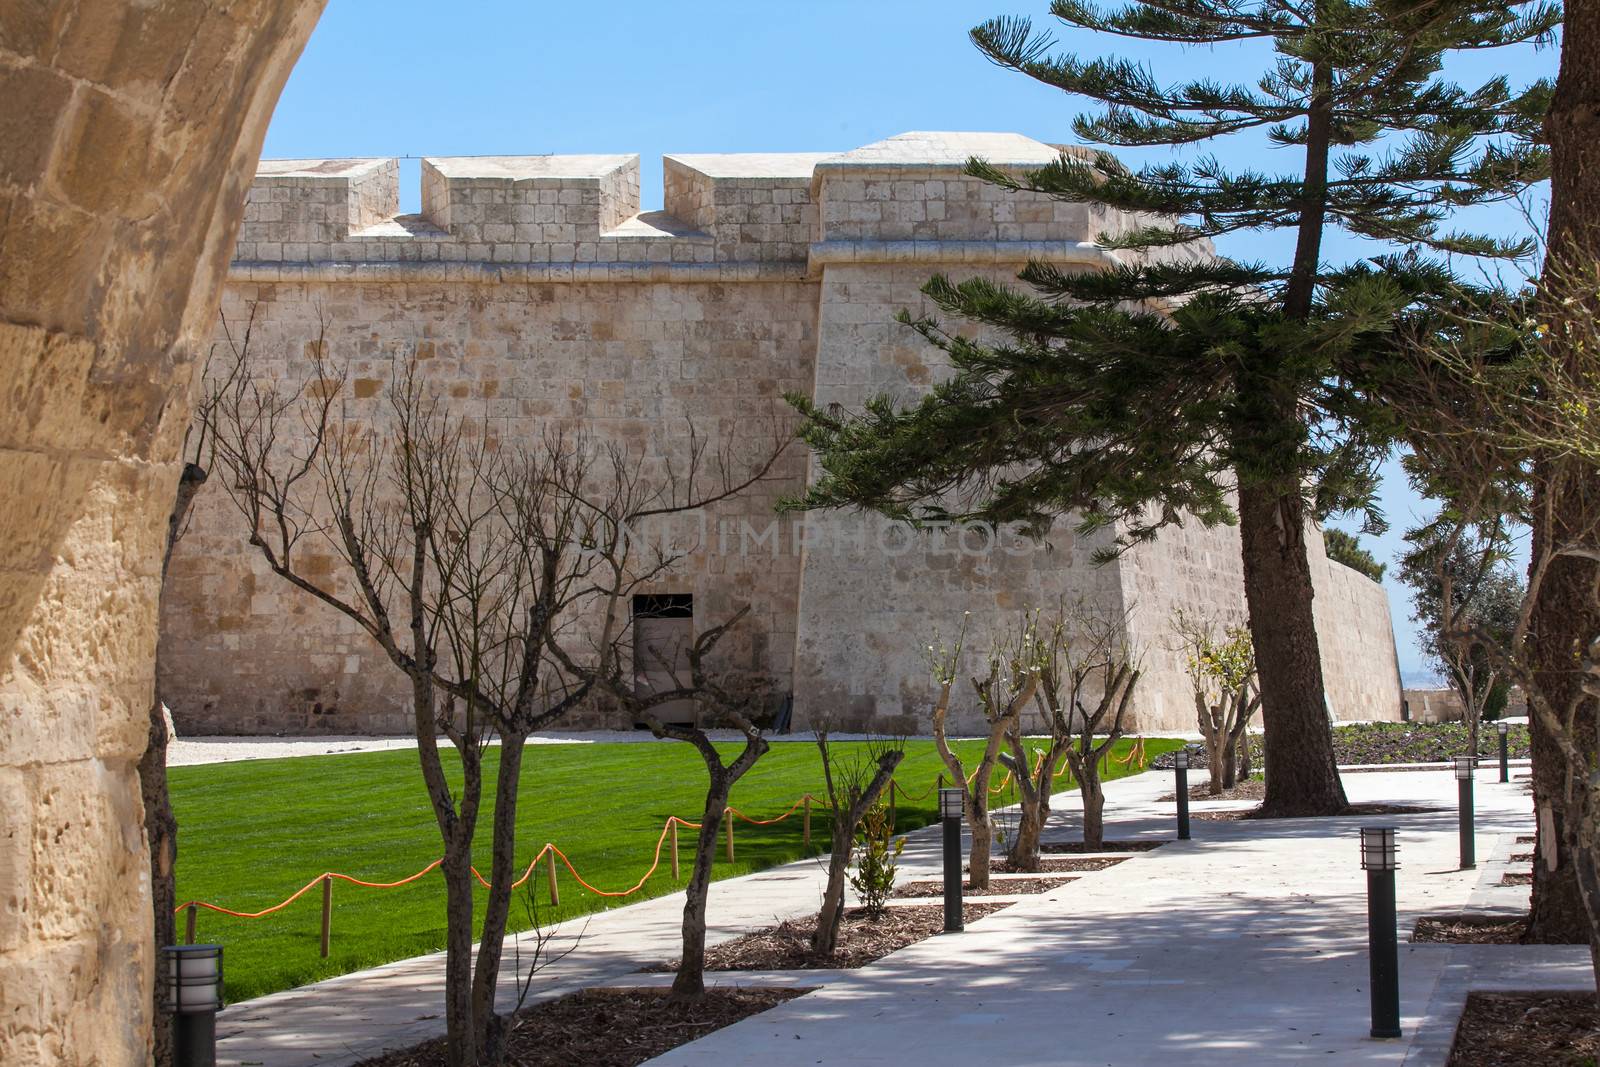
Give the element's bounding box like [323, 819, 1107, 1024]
[0, 3, 325, 1062]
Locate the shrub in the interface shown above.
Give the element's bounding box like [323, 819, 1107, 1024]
[848, 805, 904, 917]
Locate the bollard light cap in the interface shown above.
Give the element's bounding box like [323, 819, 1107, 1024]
[939, 787, 965, 820]
[1360, 826, 1400, 871]
[161, 943, 224, 1015]
[1453, 755, 1475, 780]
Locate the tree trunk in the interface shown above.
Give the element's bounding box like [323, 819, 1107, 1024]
[1238, 481, 1348, 816]
[812, 819, 853, 957]
[968, 805, 993, 888]
[471, 730, 527, 1065]
[141, 705, 177, 1067]
[1081, 772, 1105, 850]
[1527, 0, 1600, 945]
[146, 460, 207, 1067]
[1222, 732, 1240, 791]
[1010, 793, 1043, 871]
[673, 784, 729, 1001]
[1526, 538, 1600, 942]
[442, 842, 478, 1067]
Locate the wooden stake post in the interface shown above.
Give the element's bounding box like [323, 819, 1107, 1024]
[724, 811, 735, 863]
[547, 849, 560, 908]
[670, 820, 680, 879]
[320, 874, 332, 958]
[802, 795, 811, 849]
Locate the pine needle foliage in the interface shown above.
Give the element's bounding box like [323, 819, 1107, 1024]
[787, 0, 1556, 552]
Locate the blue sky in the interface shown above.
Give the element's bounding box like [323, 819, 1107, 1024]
[263, 1, 1558, 686]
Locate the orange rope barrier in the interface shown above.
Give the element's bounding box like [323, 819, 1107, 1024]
[176, 860, 444, 919]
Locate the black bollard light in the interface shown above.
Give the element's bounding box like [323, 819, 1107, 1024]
[1360, 827, 1401, 1039]
[1174, 748, 1192, 840]
[939, 787, 965, 933]
[163, 943, 223, 1067]
[1454, 755, 1476, 869]
[1497, 721, 1510, 783]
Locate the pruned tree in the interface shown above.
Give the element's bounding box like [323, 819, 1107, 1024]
[811, 730, 904, 957]
[927, 614, 1040, 889]
[547, 436, 794, 1002]
[624, 630, 770, 1003]
[1029, 604, 1141, 849]
[786, 0, 1556, 818]
[1175, 611, 1262, 794]
[203, 324, 784, 1062]
[1397, 522, 1524, 757]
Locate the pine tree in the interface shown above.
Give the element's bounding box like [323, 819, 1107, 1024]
[787, 0, 1555, 815]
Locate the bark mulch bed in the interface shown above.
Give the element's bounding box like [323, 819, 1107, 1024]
[353, 987, 806, 1067]
[1500, 872, 1533, 886]
[1518, 835, 1536, 845]
[1158, 778, 1268, 803]
[645, 903, 1009, 973]
[1447, 991, 1600, 1066]
[894, 876, 1074, 897]
[1192, 802, 1448, 822]
[1041, 840, 1165, 854]
[1511, 852, 1534, 863]
[1412, 915, 1528, 944]
[992, 855, 1128, 874]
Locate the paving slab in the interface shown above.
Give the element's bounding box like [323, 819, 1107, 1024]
[213, 763, 1585, 1067]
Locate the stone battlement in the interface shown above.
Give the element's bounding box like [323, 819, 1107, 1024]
[232, 132, 1128, 275]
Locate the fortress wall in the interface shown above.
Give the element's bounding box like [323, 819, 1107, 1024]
[161, 133, 1403, 737]
[1308, 535, 1404, 722]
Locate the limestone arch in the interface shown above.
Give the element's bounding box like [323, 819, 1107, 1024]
[0, 2, 326, 1062]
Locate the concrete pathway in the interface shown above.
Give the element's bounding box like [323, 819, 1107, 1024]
[214, 765, 1586, 1067]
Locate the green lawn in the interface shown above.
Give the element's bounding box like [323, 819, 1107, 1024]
[171, 735, 1178, 1002]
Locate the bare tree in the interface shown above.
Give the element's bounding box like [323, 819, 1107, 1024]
[811, 729, 904, 957]
[927, 615, 1039, 889]
[203, 321, 785, 1061]
[1174, 610, 1261, 795]
[1029, 603, 1141, 850]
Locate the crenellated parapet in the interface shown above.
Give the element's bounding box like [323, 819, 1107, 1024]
[228, 132, 1183, 279]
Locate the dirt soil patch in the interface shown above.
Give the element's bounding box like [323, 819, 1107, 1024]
[1041, 840, 1165, 854]
[646, 903, 1009, 973]
[895, 876, 1074, 897]
[1193, 802, 1447, 822]
[1511, 852, 1534, 863]
[1447, 991, 1600, 1066]
[1500, 872, 1533, 886]
[1518, 835, 1535, 844]
[1158, 779, 1268, 803]
[353, 987, 805, 1067]
[1412, 915, 1527, 944]
[993, 855, 1128, 874]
